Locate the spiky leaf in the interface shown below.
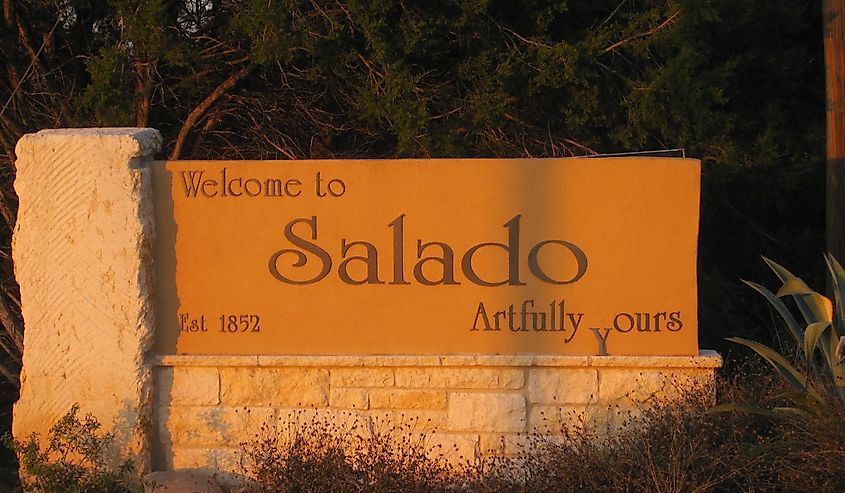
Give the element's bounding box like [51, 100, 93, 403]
[771, 390, 833, 416]
[777, 277, 816, 297]
[804, 321, 831, 365]
[742, 279, 803, 344]
[824, 253, 845, 333]
[776, 279, 831, 325]
[771, 407, 813, 419]
[727, 337, 810, 394]
[765, 257, 830, 324]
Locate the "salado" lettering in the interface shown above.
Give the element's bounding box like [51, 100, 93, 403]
[267, 215, 588, 286]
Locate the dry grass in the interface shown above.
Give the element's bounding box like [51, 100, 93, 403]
[238, 363, 845, 492]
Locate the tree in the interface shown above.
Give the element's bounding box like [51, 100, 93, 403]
[0, 1, 829, 389]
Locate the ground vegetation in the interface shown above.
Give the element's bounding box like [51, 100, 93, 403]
[0, 1, 831, 487]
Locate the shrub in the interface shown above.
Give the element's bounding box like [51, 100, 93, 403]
[473, 371, 774, 493]
[719, 255, 845, 417]
[4, 404, 134, 493]
[239, 410, 461, 492]
[238, 369, 845, 492]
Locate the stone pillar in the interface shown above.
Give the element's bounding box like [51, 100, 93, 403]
[12, 128, 162, 475]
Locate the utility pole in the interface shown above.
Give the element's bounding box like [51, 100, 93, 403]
[825, 1, 845, 262]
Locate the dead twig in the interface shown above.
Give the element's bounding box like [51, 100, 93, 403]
[0, 18, 61, 119]
[602, 10, 681, 54]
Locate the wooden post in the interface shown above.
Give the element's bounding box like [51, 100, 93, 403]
[825, 0, 845, 262]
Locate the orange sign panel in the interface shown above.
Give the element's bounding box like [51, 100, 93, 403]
[152, 158, 700, 356]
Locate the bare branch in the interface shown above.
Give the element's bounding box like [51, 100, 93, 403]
[0, 126, 14, 162]
[261, 132, 299, 160]
[501, 26, 550, 49]
[0, 293, 21, 353]
[598, 0, 628, 29]
[0, 185, 17, 231]
[0, 358, 19, 388]
[0, 18, 61, 119]
[563, 138, 598, 155]
[0, 111, 23, 143]
[602, 10, 681, 54]
[0, 333, 19, 366]
[169, 63, 254, 160]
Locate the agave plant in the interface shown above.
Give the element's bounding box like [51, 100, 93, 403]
[713, 255, 845, 418]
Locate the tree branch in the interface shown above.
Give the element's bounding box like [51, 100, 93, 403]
[15, 14, 69, 125]
[602, 10, 681, 54]
[0, 357, 19, 388]
[599, 0, 628, 29]
[563, 138, 598, 155]
[134, 61, 153, 127]
[0, 111, 22, 143]
[0, 18, 61, 119]
[0, 124, 14, 162]
[0, 292, 21, 354]
[169, 63, 254, 159]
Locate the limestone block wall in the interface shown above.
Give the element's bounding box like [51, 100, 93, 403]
[13, 128, 161, 474]
[152, 352, 721, 473]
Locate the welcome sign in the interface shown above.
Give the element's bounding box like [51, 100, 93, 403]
[151, 158, 700, 356]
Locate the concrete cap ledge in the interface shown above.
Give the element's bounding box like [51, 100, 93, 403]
[152, 350, 722, 369]
[15, 127, 162, 161]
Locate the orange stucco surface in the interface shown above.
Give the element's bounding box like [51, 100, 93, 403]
[152, 158, 700, 356]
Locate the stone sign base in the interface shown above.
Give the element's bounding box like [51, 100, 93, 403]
[11, 128, 721, 489]
[153, 351, 720, 475]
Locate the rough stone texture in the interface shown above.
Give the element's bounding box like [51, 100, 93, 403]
[528, 368, 599, 404]
[448, 393, 526, 433]
[583, 350, 723, 368]
[330, 388, 370, 409]
[394, 368, 524, 389]
[213, 448, 246, 476]
[528, 404, 614, 435]
[597, 368, 715, 404]
[168, 448, 218, 470]
[366, 409, 448, 430]
[369, 388, 447, 410]
[152, 353, 721, 485]
[151, 356, 722, 483]
[427, 431, 479, 462]
[155, 350, 723, 369]
[331, 368, 394, 387]
[13, 128, 162, 477]
[143, 470, 224, 493]
[156, 367, 220, 406]
[159, 406, 274, 447]
[276, 408, 373, 437]
[479, 433, 533, 456]
[609, 406, 646, 430]
[219, 368, 329, 406]
[158, 355, 260, 367]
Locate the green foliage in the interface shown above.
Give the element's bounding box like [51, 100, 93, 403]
[4, 404, 134, 493]
[714, 256, 845, 418]
[0, 0, 828, 383]
[230, 0, 296, 65]
[81, 46, 135, 126]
